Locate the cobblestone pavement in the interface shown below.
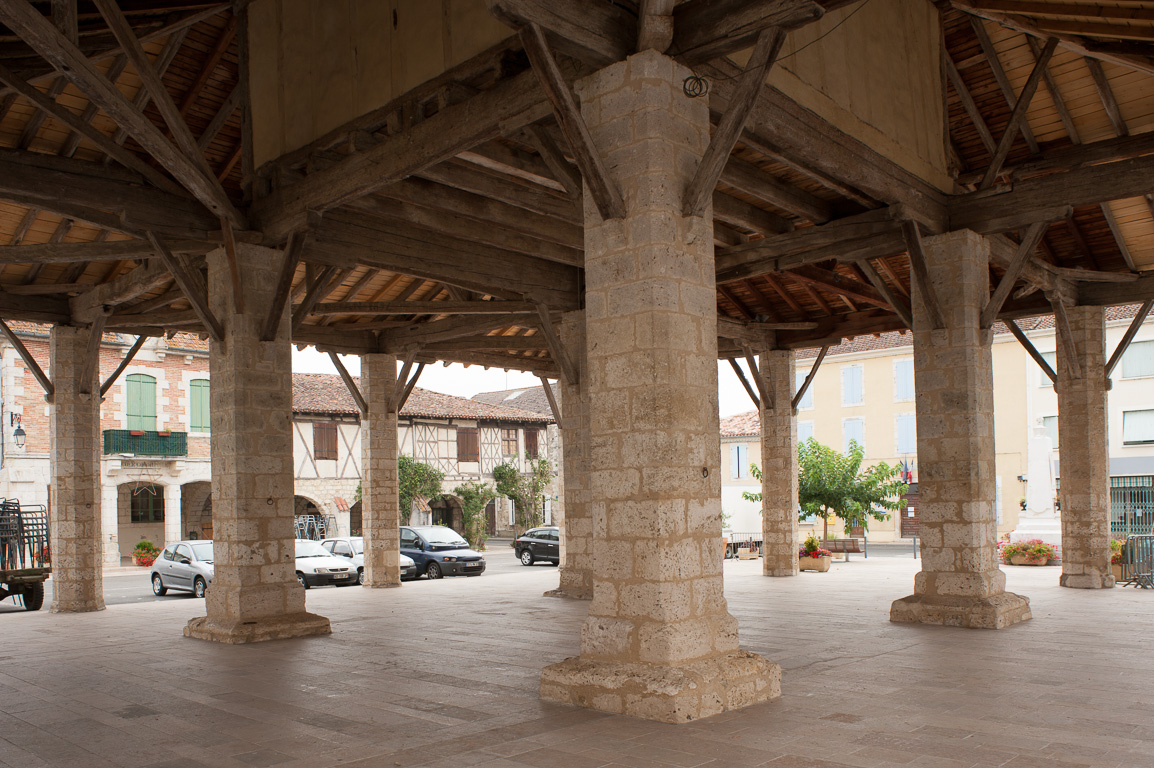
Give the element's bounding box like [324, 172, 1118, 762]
[0, 555, 1150, 767]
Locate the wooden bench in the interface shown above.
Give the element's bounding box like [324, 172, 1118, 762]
[821, 531, 867, 560]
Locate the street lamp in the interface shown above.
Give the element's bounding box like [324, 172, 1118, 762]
[11, 413, 25, 449]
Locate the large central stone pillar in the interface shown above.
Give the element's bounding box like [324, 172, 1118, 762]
[547, 311, 592, 600]
[185, 244, 330, 643]
[49, 325, 104, 612]
[890, 230, 1031, 629]
[759, 347, 799, 576]
[361, 353, 401, 587]
[540, 51, 779, 723]
[1057, 305, 1113, 589]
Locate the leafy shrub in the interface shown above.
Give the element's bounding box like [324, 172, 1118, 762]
[1001, 539, 1056, 564]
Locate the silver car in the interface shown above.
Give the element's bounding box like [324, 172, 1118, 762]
[321, 536, 417, 583]
[151, 541, 214, 598]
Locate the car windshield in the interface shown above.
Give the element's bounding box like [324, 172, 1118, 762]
[296, 541, 330, 558]
[421, 527, 468, 547]
[190, 542, 214, 562]
[350, 538, 364, 555]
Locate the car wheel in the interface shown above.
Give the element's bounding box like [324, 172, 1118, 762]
[193, 576, 207, 599]
[426, 561, 443, 580]
[297, 571, 309, 589]
[358, 568, 365, 585]
[151, 574, 167, 596]
[520, 549, 534, 566]
[22, 582, 44, 611]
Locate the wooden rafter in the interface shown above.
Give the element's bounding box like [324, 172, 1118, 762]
[538, 376, 562, 423]
[328, 351, 367, 417]
[857, 259, 913, 329]
[979, 36, 1058, 190]
[100, 334, 147, 396]
[0, 318, 54, 397]
[1006, 318, 1057, 383]
[728, 357, 760, 409]
[147, 231, 223, 342]
[741, 343, 773, 409]
[792, 345, 828, 410]
[981, 221, 1048, 328]
[1105, 299, 1154, 379]
[902, 220, 946, 330]
[533, 301, 579, 386]
[1049, 295, 1082, 379]
[80, 309, 109, 395]
[970, 18, 1039, 154]
[945, 51, 997, 154]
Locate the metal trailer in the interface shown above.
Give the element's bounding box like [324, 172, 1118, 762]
[0, 499, 51, 611]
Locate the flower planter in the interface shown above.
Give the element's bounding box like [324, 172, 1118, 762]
[799, 555, 831, 572]
[134, 554, 157, 567]
[1112, 563, 1125, 582]
[1009, 555, 1049, 566]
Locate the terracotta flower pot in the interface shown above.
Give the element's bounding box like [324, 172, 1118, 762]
[1009, 555, 1049, 566]
[799, 555, 831, 572]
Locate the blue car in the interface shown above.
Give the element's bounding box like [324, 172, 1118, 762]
[400, 525, 486, 579]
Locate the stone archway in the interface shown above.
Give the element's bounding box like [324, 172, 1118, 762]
[428, 495, 464, 534]
[182, 481, 212, 540]
[294, 494, 333, 539]
[116, 482, 166, 564]
[349, 500, 362, 535]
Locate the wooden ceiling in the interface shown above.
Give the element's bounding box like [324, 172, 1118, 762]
[0, 0, 1152, 381]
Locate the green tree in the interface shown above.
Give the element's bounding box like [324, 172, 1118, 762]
[397, 455, 445, 525]
[493, 454, 554, 536]
[453, 481, 496, 549]
[743, 438, 907, 541]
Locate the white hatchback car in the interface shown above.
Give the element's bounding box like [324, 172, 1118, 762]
[295, 539, 357, 588]
[321, 536, 417, 583]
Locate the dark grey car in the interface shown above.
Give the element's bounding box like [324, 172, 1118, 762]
[513, 526, 559, 566]
[152, 541, 214, 597]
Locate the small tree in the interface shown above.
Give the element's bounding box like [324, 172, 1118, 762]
[743, 438, 907, 541]
[494, 454, 554, 535]
[454, 481, 496, 549]
[398, 455, 445, 525]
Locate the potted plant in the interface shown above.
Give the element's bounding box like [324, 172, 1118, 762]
[1001, 539, 1057, 566]
[798, 532, 832, 572]
[133, 540, 160, 567]
[1111, 537, 1127, 582]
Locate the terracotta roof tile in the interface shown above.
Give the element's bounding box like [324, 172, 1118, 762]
[471, 384, 558, 416]
[720, 411, 760, 438]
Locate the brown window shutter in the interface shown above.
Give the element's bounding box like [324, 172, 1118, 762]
[457, 427, 479, 463]
[314, 422, 338, 461]
[524, 428, 539, 459]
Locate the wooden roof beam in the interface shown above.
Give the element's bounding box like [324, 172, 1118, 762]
[979, 37, 1057, 190]
[969, 18, 1039, 154]
[784, 265, 890, 309]
[313, 300, 535, 317]
[672, 0, 825, 63]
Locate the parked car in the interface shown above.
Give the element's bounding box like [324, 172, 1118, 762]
[513, 526, 560, 566]
[151, 540, 214, 598]
[295, 539, 357, 588]
[320, 536, 417, 583]
[399, 525, 486, 579]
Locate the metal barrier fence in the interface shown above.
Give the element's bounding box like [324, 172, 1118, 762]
[1110, 476, 1154, 538]
[1123, 534, 1154, 589]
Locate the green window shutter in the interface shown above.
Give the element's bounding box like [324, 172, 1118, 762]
[190, 379, 210, 432]
[126, 374, 157, 431]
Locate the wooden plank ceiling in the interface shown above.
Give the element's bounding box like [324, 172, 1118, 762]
[0, 0, 1151, 380]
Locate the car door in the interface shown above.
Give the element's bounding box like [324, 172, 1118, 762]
[169, 543, 194, 590]
[400, 528, 425, 570]
[157, 545, 178, 586]
[331, 539, 355, 562]
[544, 529, 559, 560]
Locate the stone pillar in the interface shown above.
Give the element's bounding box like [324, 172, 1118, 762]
[49, 325, 104, 612]
[1057, 305, 1113, 589]
[759, 348, 800, 577]
[361, 353, 401, 588]
[101, 480, 120, 568]
[547, 311, 592, 599]
[539, 51, 779, 723]
[890, 230, 1031, 629]
[185, 244, 330, 643]
[164, 483, 182, 545]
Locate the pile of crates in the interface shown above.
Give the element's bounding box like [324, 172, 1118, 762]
[0, 498, 51, 611]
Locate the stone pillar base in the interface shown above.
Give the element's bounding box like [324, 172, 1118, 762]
[184, 612, 332, 644]
[543, 586, 592, 600]
[50, 600, 105, 614]
[890, 592, 1031, 629]
[763, 565, 799, 578]
[1060, 571, 1115, 589]
[363, 581, 403, 589]
[540, 650, 780, 724]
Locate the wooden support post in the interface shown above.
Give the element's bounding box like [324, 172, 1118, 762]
[328, 351, 367, 417]
[80, 310, 109, 394]
[970, 17, 1039, 154]
[981, 221, 1048, 328]
[979, 37, 1058, 190]
[539, 376, 562, 423]
[390, 349, 418, 413]
[520, 22, 626, 221]
[0, 319, 54, 398]
[637, 0, 676, 52]
[683, 27, 785, 218]
[791, 345, 828, 411]
[1105, 299, 1153, 379]
[534, 302, 579, 386]
[291, 265, 338, 335]
[147, 232, 224, 342]
[741, 343, 772, 409]
[1007, 319, 1057, 384]
[902, 220, 946, 329]
[1049, 295, 1082, 380]
[261, 232, 305, 341]
[858, 259, 913, 329]
[220, 217, 244, 315]
[728, 357, 760, 409]
[524, 125, 582, 200]
[397, 363, 425, 412]
[100, 334, 147, 396]
[944, 51, 997, 154]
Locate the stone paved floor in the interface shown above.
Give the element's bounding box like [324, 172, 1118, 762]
[1, 555, 1151, 768]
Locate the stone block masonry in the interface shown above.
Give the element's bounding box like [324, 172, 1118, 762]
[759, 347, 800, 577]
[539, 51, 779, 723]
[361, 353, 401, 587]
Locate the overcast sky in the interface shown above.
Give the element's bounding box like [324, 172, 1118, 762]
[292, 347, 755, 419]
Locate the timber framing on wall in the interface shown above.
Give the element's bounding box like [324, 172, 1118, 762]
[0, 0, 1150, 378]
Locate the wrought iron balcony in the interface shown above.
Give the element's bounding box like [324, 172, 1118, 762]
[102, 429, 187, 457]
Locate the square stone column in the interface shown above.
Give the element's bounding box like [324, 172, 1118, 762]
[164, 483, 183, 546]
[49, 325, 104, 612]
[546, 311, 592, 600]
[101, 480, 120, 568]
[1057, 305, 1113, 589]
[890, 230, 1031, 629]
[361, 353, 401, 588]
[758, 348, 799, 577]
[540, 51, 779, 723]
[185, 244, 330, 643]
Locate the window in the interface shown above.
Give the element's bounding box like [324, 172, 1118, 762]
[333, 541, 353, 557]
[841, 365, 863, 406]
[1039, 351, 1057, 387]
[894, 359, 914, 401]
[730, 444, 749, 479]
[843, 418, 864, 453]
[313, 422, 337, 461]
[1042, 415, 1059, 447]
[126, 373, 157, 431]
[130, 486, 164, 523]
[1122, 410, 1154, 445]
[501, 428, 518, 456]
[525, 429, 539, 459]
[895, 413, 916, 454]
[457, 427, 479, 463]
[794, 371, 813, 410]
[1121, 340, 1154, 379]
[798, 421, 814, 443]
[189, 379, 210, 432]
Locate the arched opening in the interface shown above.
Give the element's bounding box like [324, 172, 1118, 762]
[349, 500, 362, 535]
[294, 495, 332, 539]
[182, 481, 212, 540]
[117, 482, 165, 564]
[428, 495, 464, 534]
